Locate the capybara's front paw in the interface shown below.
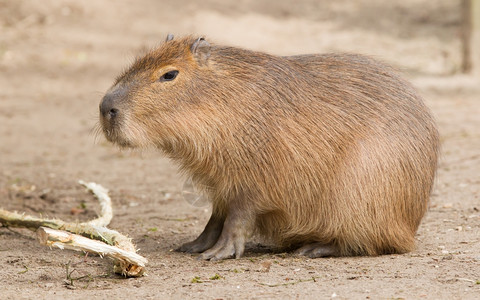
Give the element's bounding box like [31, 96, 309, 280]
[177, 240, 210, 253]
[176, 214, 224, 253]
[198, 215, 248, 261]
[198, 235, 245, 261]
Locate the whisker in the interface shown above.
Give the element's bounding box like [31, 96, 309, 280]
[91, 122, 103, 145]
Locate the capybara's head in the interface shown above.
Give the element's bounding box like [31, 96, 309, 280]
[99, 36, 216, 149]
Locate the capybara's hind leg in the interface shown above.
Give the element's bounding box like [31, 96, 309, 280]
[177, 213, 224, 253]
[294, 243, 339, 258]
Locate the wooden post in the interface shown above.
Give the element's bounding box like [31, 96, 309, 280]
[473, 0, 480, 75]
[462, 0, 480, 74]
[461, 0, 472, 73]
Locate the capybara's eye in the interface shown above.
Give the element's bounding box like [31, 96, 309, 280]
[159, 70, 179, 82]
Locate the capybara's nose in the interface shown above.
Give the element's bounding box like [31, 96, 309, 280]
[100, 94, 119, 119]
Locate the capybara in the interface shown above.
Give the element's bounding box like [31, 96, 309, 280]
[99, 35, 439, 260]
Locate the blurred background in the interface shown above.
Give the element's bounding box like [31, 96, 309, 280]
[0, 0, 472, 76]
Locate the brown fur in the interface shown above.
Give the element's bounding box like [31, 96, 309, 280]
[99, 36, 439, 259]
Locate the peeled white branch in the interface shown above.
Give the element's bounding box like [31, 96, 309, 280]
[37, 227, 147, 277]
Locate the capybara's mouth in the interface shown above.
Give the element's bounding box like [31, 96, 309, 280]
[100, 116, 135, 148]
[102, 128, 136, 148]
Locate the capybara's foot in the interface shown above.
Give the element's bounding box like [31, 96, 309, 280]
[177, 237, 218, 254]
[198, 234, 245, 261]
[294, 243, 339, 258]
[198, 214, 249, 261]
[177, 214, 224, 253]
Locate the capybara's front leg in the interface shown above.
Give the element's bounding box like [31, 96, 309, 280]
[177, 213, 225, 253]
[198, 207, 254, 261]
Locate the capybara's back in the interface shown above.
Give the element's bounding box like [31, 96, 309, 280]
[255, 53, 439, 256]
[99, 36, 439, 260]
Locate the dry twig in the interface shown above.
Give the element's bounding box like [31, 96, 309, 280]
[0, 180, 147, 277]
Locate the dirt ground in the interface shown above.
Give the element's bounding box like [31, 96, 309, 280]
[1, 0, 479, 299]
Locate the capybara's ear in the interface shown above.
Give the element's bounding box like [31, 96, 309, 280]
[165, 33, 174, 42]
[191, 37, 211, 65]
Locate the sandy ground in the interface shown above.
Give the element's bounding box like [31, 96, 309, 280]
[1, 0, 479, 299]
